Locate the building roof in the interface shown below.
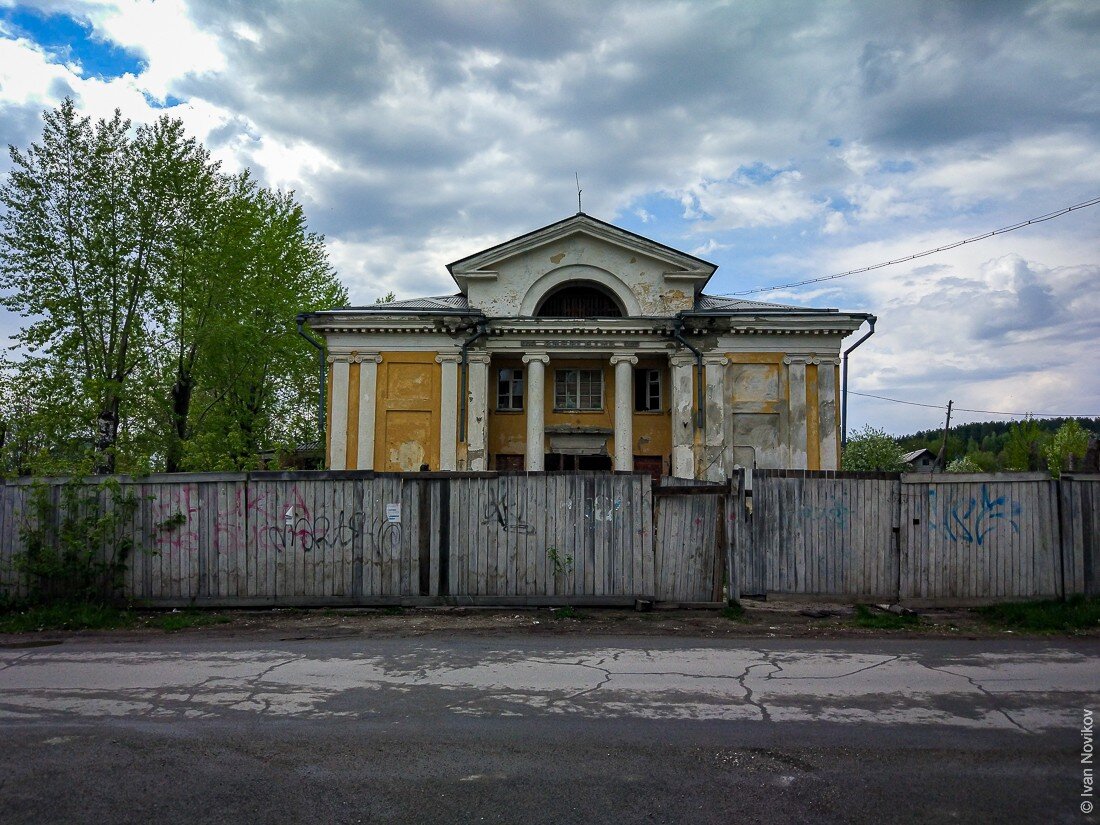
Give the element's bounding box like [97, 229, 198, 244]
[333, 292, 835, 316]
[902, 448, 936, 463]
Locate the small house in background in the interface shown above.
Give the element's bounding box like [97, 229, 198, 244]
[305, 212, 873, 480]
[903, 448, 938, 472]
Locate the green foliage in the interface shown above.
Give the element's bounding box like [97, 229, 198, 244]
[374, 291, 396, 303]
[896, 416, 1098, 474]
[546, 546, 574, 577]
[0, 99, 347, 476]
[841, 425, 907, 471]
[552, 605, 580, 620]
[976, 596, 1100, 633]
[15, 478, 140, 605]
[152, 610, 232, 632]
[721, 603, 745, 621]
[852, 604, 919, 629]
[1045, 419, 1089, 478]
[945, 455, 981, 473]
[0, 602, 137, 632]
[1004, 416, 1043, 471]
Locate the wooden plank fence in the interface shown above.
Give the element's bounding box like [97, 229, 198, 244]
[740, 470, 1100, 603]
[0, 471, 699, 608]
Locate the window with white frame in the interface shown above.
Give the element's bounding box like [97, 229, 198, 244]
[634, 368, 661, 411]
[554, 369, 603, 411]
[497, 367, 524, 411]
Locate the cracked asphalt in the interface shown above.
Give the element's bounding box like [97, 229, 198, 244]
[1, 635, 1097, 824]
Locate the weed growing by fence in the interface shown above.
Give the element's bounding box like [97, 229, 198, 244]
[853, 604, 919, 630]
[14, 478, 142, 606]
[976, 596, 1100, 633]
[546, 547, 574, 577]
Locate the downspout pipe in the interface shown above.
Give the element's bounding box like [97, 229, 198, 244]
[296, 314, 327, 443]
[840, 314, 878, 451]
[672, 318, 705, 431]
[459, 322, 489, 443]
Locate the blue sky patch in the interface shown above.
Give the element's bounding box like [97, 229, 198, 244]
[1, 6, 146, 80]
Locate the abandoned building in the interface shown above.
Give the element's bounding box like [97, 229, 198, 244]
[303, 212, 874, 480]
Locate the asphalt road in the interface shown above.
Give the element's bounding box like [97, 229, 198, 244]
[1, 634, 1097, 824]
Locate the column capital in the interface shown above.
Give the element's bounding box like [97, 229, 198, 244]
[522, 353, 550, 365]
[610, 354, 638, 366]
[669, 353, 696, 368]
[466, 352, 492, 365]
[436, 351, 463, 364]
[814, 356, 841, 366]
[784, 354, 813, 366]
[350, 351, 382, 364]
[703, 355, 729, 368]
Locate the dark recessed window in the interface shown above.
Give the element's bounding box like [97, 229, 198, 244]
[497, 368, 524, 411]
[555, 369, 603, 411]
[634, 368, 661, 411]
[537, 286, 622, 318]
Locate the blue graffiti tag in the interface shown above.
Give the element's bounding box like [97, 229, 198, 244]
[798, 501, 850, 528]
[928, 485, 1021, 545]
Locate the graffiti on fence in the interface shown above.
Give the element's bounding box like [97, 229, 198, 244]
[928, 485, 1021, 545]
[560, 495, 623, 522]
[483, 491, 534, 534]
[797, 501, 851, 528]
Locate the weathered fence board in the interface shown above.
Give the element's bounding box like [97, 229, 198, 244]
[750, 471, 899, 599]
[1060, 475, 1100, 598]
[899, 476, 1061, 601]
[654, 484, 722, 603]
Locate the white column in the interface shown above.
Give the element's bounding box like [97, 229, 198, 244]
[611, 354, 638, 471]
[328, 354, 350, 470]
[704, 355, 729, 482]
[786, 355, 809, 470]
[355, 352, 382, 471]
[670, 353, 696, 479]
[522, 353, 549, 471]
[466, 353, 491, 471]
[437, 352, 461, 471]
[818, 357, 839, 470]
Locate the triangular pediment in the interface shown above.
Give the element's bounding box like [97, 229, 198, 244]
[447, 213, 716, 288]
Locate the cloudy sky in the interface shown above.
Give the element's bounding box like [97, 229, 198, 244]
[1, 0, 1098, 435]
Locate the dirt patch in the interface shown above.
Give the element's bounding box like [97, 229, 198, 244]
[5, 597, 1095, 643]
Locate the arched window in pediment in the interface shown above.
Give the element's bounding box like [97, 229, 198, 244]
[535, 283, 624, 318]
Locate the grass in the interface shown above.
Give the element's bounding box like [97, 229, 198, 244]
[0, 602, 232, 633]
[976, 595, 1100, 633]
[720, 602, 746, 621]
[0, 603, 137, 633]
[551, 605, 581, 620]
[853, 604, 920, 630]
[150, 611, 232, 632]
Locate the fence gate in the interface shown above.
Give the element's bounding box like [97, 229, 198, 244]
[653, 483, 725, 603]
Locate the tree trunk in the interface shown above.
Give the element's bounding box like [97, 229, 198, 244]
[166, 371, 193, 473]
[95, 395, 120, 474]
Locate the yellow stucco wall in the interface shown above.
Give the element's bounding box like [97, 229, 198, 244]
[345, 361, 360, 469]
[806, 363, 821, 470]
[374, 352, 441, 471]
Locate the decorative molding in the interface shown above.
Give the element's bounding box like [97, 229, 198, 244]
[609, 354, 639, 366]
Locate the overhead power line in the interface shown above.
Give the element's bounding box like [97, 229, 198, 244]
[722, 195, 1100, 296]
[848, 390, 1099, 419]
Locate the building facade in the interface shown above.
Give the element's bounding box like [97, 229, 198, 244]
[305, 213, 872, 480]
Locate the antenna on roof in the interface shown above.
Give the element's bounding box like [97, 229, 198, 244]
[575, 172, 583, 214]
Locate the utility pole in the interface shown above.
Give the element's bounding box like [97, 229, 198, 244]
[935, 399, 953, 472]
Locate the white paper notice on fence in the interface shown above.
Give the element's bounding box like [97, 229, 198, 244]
[385, 503, 401, 524]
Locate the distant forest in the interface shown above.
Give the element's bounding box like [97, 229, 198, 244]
[895, 417, 1100, 472]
